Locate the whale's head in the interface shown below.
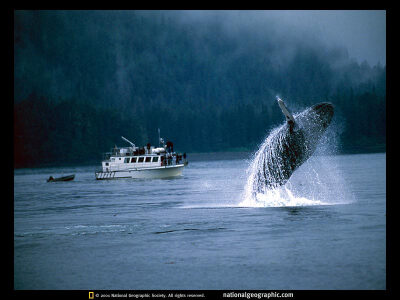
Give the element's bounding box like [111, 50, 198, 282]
[292, 102, 334, 155]
[295, 102, 334, 133]
[310, 102, 334, 130]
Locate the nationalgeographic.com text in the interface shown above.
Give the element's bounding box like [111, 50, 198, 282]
[223, 292, 294, 299]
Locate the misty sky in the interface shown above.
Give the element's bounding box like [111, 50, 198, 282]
[177, 10, 386, 67]
[269, 10, 386, 66]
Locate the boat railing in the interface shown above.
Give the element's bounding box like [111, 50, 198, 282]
[103, 149, 186, 160]
[104, 147, 154, 158]
[98, 156, 188, 173]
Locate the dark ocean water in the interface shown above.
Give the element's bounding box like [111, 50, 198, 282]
[14, 152, 386, 290]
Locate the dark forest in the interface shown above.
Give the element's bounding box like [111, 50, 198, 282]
[14, 11, 386, 168]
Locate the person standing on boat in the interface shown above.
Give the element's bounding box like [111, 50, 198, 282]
[166, 141, 173, 153]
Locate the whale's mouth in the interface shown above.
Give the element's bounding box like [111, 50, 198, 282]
[311, 102, 334, 128]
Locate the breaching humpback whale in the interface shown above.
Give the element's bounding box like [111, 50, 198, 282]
[252, 98, 334, 191]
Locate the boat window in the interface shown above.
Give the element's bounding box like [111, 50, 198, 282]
[152, 157, 159, 163]
[145, 157, 152, 163]
[138, 157, 144, 163]
[105, 162, 109, 166]
[124, 158, 130, 163]
[131, 157, 137, 163]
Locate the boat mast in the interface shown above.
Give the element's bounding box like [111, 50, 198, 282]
[158, 128, 164, 147]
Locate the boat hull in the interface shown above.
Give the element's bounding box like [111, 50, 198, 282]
[47, 174, 75, 182]
[95, 164, 185, 180]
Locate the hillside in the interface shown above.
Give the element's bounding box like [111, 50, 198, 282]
[14, 11, 386, 168]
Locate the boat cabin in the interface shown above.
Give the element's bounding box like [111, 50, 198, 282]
[101, 139, 185, 172]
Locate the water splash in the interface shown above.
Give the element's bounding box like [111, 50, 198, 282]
[239, 185, 330, 207]
[240, 118, 352, 208]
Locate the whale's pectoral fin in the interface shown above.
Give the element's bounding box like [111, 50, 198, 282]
[277, 97, 295, 132]
[277, 97, 295, 124]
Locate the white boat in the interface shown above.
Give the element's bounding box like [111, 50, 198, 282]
[95, 133, 188, 180]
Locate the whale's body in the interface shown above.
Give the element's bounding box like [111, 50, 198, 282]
[253, 101, 334, 191]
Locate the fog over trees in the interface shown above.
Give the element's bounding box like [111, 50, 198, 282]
[14, 11, 386, 168]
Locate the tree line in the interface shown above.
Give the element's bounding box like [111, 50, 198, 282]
[14, 11, 386, 168]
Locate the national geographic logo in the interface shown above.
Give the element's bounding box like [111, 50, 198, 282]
[89, 292, 94, 299]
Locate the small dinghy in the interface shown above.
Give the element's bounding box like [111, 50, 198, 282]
[47, 174, 75, 182]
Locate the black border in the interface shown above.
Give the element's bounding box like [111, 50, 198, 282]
[8, 7, 393, 300]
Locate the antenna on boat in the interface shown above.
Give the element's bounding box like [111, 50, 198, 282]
[158, 128, 164, 147]
[121, 136, 135, 148]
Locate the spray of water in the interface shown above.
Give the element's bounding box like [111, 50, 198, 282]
[239, 117, 352, 207]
